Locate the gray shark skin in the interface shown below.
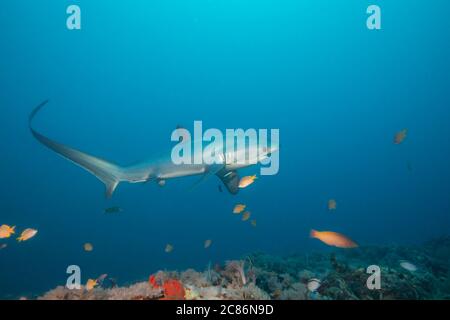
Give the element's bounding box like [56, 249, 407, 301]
[29, 100, 276, 198]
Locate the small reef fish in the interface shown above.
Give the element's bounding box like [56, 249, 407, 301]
[238, 175, 257, 189]
[204, 239, 212, 249]
[84, 243, 94, 252]
[394, 129, 408, 145]
[251, 220, 257, 227]
[86, 279, 98, 291]
[104, 206, 123, 214]
[165, 244, 174, 253]
[233, 204, 246, 214]
[17, 228, 38, 242]
[400, 260, 418, 272]
[328, 199, 337, 210]
[0, 225, 15, 239]
[0, 244, 7, 250]
[310, 229, 358, 248]
[97, 274, 108, 281]
[307, 278, 321, 292]
[96, 274, 108, 286]
[242, 211, 251, 221]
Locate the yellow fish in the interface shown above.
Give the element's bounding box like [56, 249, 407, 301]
[328, 199, 337, 210]
[204, 239, 212, 249]
[165, 244, 174, 253]
[238, 175, 257, 189]
[394, 129, 408, 145]
[17, 228, 38, 242]
[233, 204, 246, 214]
[310, 229, 358, 248]
[250, 220, 257, 227]
[84, 243, 94, 252]
[0, 225, 15, 239]
[242, 211, 251, 221]
[86, 279, 98, 291]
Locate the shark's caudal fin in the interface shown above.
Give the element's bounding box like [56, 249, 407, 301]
[29, 100, 125, 198]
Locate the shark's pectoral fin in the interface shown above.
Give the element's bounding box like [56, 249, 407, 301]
[188, 164, 223, 192]
[216, 168, 239, 195]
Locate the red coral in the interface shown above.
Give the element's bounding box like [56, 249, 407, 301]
[160, 279, 185, 300]
[149, 274, 185, 300]
[148, 275, 160, 289]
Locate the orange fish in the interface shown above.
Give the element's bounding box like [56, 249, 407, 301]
[310, 229, 358, 248]
[85, 279, 98, 291]
[17, 228, 37, 242]
[328, 199, 337, 210]
[238, 175, 257, 189]
[394, 129, 408, 145]
[233, 204, 246, 214]
[242, 211, 251, 221]
[84, 243, 93, 252]
[0, 225, 15, 239]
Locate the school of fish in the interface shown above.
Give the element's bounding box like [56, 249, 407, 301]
[0, 225, 37, 245]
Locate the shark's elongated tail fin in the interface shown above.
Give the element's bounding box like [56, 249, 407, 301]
[29, 100, 124, 198]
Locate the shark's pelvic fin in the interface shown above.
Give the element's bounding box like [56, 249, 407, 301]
[29, 100, 124, 198]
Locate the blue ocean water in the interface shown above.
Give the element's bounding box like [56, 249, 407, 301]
[0, 0, 449, 298]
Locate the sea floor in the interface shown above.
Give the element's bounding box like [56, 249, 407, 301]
[37, 237, 450, 300]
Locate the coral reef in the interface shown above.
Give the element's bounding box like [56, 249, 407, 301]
[37, 237, 450, 300]
[39, 282, 163, 300]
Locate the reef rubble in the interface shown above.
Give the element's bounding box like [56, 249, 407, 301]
[37, 237, 450, 300]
